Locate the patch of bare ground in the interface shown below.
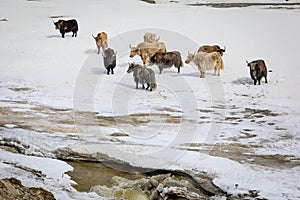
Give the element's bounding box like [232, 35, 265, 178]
[187, 2, 300, 9]
[140, 0, 156, 4]
[0, 178, 55, 200]
[0, 103, 77, 134]
[181, 143, 300, 169]
[49, 15, 68, 19]
[8, 87, 33, 92]
[0, 98, 184, 138]
[0, 18, 8, 22]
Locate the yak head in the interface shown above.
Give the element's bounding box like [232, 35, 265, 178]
[217, 46, 226, 56]
[213, 45, 226, 56]
[246, 60, 258, 80]
[129, 44, 140, 58]
[53, 20, 63, 30]
[185, 52, 195, 64]
[127, 62, 138, 73]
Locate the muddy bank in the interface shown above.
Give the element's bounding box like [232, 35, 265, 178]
[187, 2, 300, 9]
[141, 1, 300, 9]
[67, 160, 266, 200]
[0, 178, 55, 200]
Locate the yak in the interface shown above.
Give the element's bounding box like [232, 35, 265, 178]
[246, 59, 268, 85]
[143, 32, 160, 43]
[92, 32, 108, 54]
[197, 45, 226, 56]
[129, 42, 166, 66]
[127, 63, 157, 91]
[102, 48, 116, 75]
[185, 51, 224, 78]
[53, 19, 78, 38]
[150, 51, 183, 74]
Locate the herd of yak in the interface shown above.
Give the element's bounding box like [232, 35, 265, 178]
[54, 19, 268, 91]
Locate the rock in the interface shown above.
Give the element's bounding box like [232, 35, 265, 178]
[149, 178, 159, 187]
[123, 189, 148, 200]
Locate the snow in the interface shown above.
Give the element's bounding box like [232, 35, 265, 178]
[1, 0, 300, 199]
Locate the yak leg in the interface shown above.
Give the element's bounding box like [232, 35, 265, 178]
[142, 84, 145, 89]
[146, 83, 150, 90]
[217, 68, 220, 76]
[111, 68, 114, 75]
[265, 76, 268, 83]
[213, 68, 216, 76]
[107, 68, 110, 75]
[254, 80, 257, 85]
[177, 67, 180, 73]
[200, 71, 205, 78]
[159, 65, 163, 74]
[143, 55, 150, 66]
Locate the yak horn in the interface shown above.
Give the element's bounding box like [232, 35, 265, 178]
[156, 36, 160, 41]
[92, 34, 96, 39]
[129, 43, 132, 48]
[246, 60, 249, 65]
[223, 46, 226, 51]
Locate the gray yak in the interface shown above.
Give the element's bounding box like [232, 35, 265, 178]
[185, 51, 224, 78]
[246, 59, 268, 85]
[150, 51, 183, 74]
[197, 45, 226, 56]
[102, 48, 116, 75]
[129, 42, 166, 66]
[92, 32, 108, 54]
[127, 63, 157, 91]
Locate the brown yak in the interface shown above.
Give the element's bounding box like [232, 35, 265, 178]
[197, 45, 226, 56]
[92, 32, 108, 54]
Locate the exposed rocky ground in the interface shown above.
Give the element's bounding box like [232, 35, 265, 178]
[0, 178, 55, 200]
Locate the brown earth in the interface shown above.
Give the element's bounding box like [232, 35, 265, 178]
[0, 178, 55, 200]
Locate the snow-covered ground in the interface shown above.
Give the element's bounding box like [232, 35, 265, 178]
[0, 0, 300, 199]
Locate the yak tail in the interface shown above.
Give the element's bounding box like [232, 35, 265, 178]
[179, 58, 183, 67]
[150, 82, 157, 90]
[149, 69, 157, 90]
[220, 58, 224, 70]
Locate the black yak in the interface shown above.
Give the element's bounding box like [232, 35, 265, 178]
[53, 19, 78, 38]
[150, 51, 183, 74]
[246, 59, 268, 85]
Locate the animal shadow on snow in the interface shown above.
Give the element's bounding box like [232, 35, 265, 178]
[47, 35, 70, 38]
[232, 77, 254, 85]
[117, 82, 139, 90]
[90, 67, 106, 75]
[84, 49, 98, 55]
[179, 71, 215, 78]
